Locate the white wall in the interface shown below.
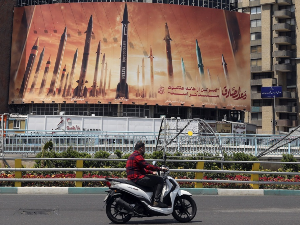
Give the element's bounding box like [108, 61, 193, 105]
[27, 115, 162, 133]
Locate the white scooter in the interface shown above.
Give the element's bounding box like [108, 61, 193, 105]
[104, 164, 197, 224]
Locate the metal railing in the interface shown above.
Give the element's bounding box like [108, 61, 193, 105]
[2, 129, 300, 157]
[1, 158, 300, 189]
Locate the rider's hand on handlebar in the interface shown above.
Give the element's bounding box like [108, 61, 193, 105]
[161, 167, 169, 172]
[152, 171, 158, 175]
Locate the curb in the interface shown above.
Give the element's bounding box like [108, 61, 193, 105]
[1, 187, 300, 196]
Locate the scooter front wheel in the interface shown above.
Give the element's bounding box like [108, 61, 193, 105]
[172, 195, 197, 223]
[106, 195, 132, 224]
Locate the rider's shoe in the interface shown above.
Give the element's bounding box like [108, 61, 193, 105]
[153, 201, 168, 208]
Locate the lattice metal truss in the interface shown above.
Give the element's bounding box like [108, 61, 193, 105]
[257, 124, 300, 158]
[155, 118, 223, 157]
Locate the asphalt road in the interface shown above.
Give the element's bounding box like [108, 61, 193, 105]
[1, 194, 300, 225]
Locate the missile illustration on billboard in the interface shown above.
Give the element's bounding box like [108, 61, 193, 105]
[99, 53, 106, 96]
[90, 41, 101, 97]
[196, 39, 204, 75]
[136, 65, 140, 97]
[196, 39, 206, 88]
[224, 11, 241, 56]
[39, 56, 51, 95]
[181, 58, 187, 88]
[108, 69, 112, 92]
[103, 62, 108, 96]
[73, 15, 93, 98]
[148, 46, 156, 98]
[48, 27, 67, 96]
[66, 48, 78, 97]
[30, 47, 44, 93]
[141, 58, 145, 98]
[116, 3, 129, 99]
[207, 68, 212, 88]
[62, 72, 69, 97]
[57, 65, 67, 95]
[19, 37, 39, 98]
[181, 58, 188, 99]
[222, 54, 228, 79]
[164, 23, 174, 86]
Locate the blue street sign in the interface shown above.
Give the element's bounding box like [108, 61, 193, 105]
[261, 86, 283, 98]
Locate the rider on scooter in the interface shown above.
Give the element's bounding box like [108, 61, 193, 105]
[126, 141, 168, 208]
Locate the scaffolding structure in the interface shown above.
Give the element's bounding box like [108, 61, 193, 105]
[156, 118, 223, 157]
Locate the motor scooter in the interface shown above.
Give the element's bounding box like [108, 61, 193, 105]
[104, 164, 197, 224]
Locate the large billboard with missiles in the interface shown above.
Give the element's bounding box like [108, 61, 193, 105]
[9, 2, 250, 110]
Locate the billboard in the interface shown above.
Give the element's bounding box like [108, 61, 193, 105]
[9, 2, 250, 110]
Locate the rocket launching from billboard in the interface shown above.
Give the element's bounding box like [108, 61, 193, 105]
[48, 27, 67, 96]
[148, 46, 155, 98]
[39, 56, 51, 95]
[142, 58, 145, 98]
[57, 64, 66, 95]
[116, 3, 129, 99]
[164, 23, 173, 86]
[103, 62, 108, 96]
[90, 41, 100, 97]
[136, 65, 140, 97]
[19, 37, 39, 98]
[207, 68, 212, 88]
[73, 15, 93, 98]
[222, 54, 228, 79]
[108, 69, 111, 91]
[181, 58, 187, 88]
[30, 47, 44, 93]
[66, 48, 78, 97]
[99, 53, 106, 96]
[62, 72, 69, 97]
[196, 39, 204, 75]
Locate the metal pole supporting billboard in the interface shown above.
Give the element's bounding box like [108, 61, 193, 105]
[1, 114, 3, 156]
[272, 96, 275, 135]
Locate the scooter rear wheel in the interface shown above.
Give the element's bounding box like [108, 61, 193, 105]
[106, 196, 132, 224]
[172, 195, 197, 223]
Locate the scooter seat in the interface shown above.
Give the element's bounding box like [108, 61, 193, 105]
[106, 178, 153, 192]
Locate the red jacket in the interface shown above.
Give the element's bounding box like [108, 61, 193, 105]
[126, 150, 161, 182]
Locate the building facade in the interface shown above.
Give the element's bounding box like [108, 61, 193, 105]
[237, 0, 299, 133]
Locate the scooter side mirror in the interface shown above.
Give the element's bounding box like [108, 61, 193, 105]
[152, 161, 157, 166]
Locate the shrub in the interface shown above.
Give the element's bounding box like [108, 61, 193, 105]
[281, 154, 299, 172]
[230, 153, 258, 171]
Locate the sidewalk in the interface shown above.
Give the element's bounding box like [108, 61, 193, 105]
[1, 187, 300, 196]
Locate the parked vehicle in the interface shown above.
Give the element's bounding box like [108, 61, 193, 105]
[104, 164, 197, 224]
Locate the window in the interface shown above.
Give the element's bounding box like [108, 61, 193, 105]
[251, 33, 261, 40]
[13, 120, 20, 129]
[251, 46, 262, 53]
[251, 6, 261, 14]
[251, 20, 261, 27]
[252, 72, 273, 79]
[251, 59, 262, 66]
[286, 19, 295, 25]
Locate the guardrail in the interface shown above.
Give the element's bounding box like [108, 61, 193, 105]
[2, 129, 300, 156]
[1, 158, 300, 189]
